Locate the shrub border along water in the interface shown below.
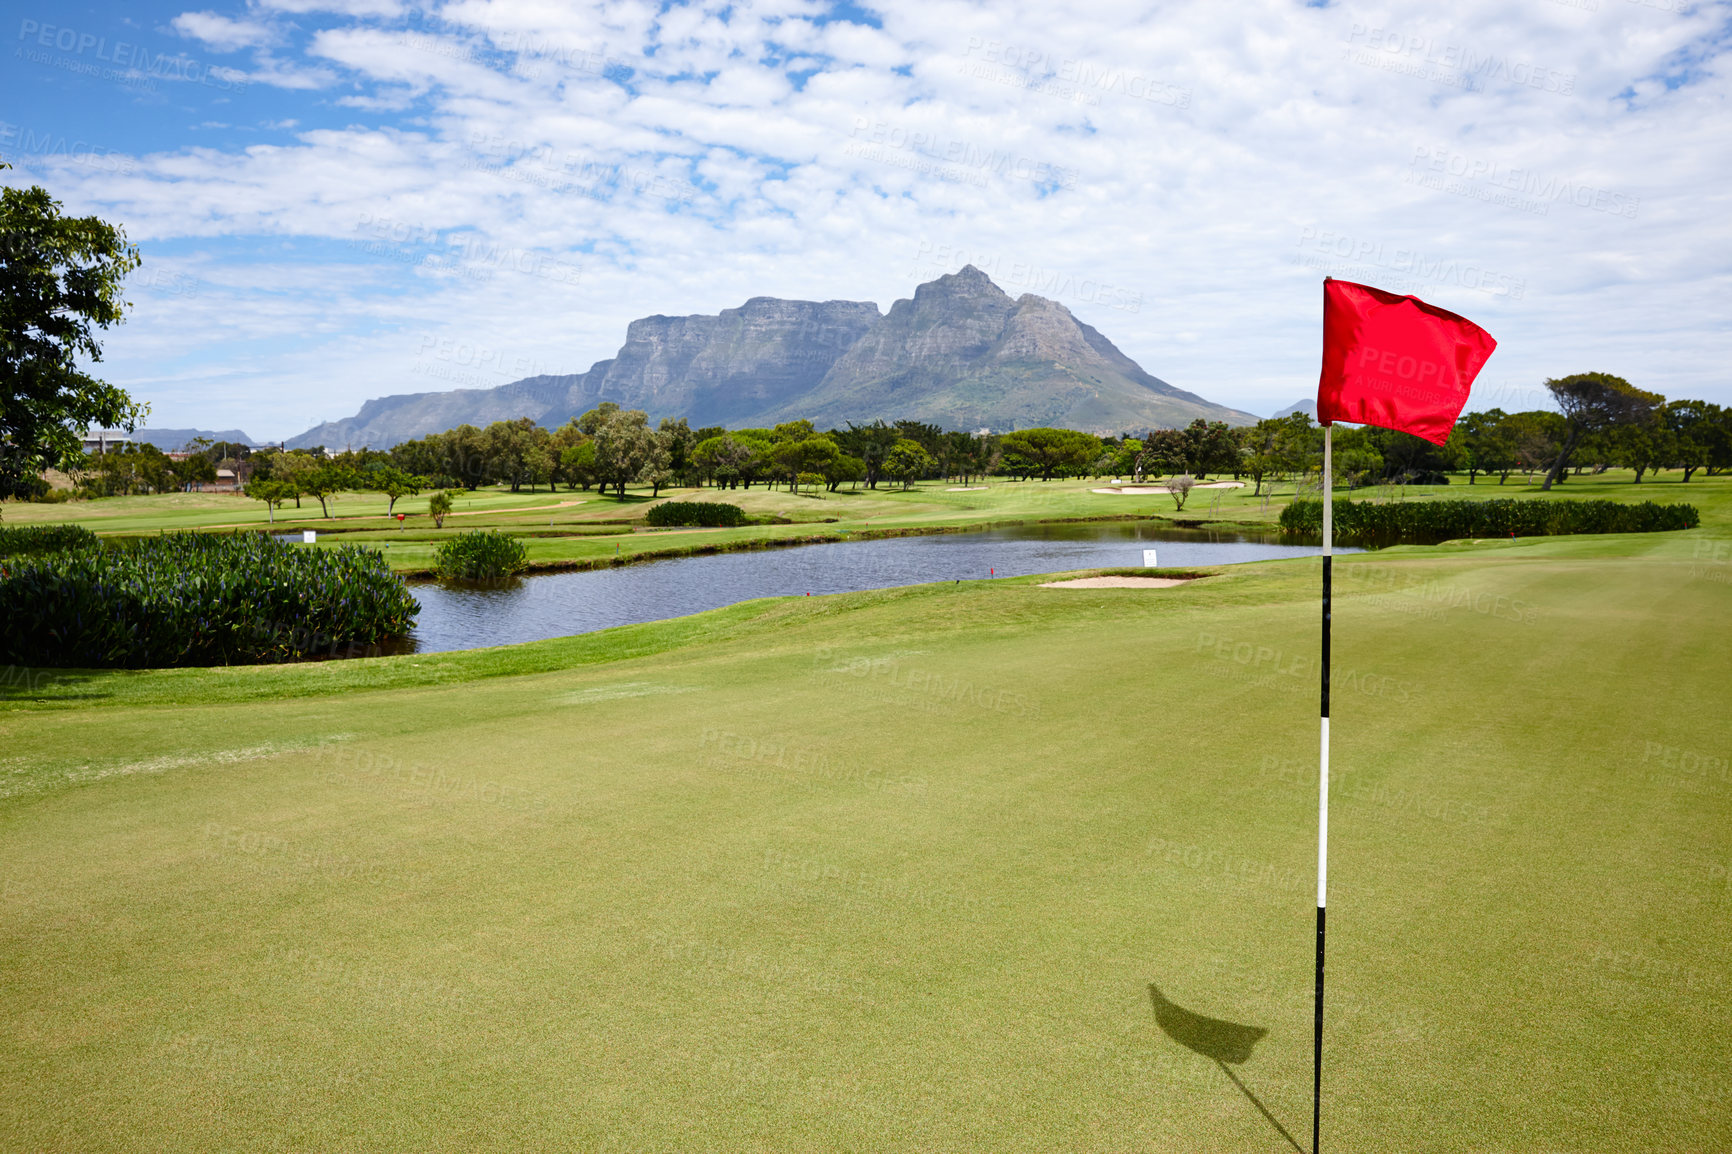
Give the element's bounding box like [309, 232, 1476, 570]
[645, 501, 749, 528]
[0, 532, 418, 668]
[0, 524, 99, 556]
[1279, 497, 1700, 540]
[434, 529, 528, 581]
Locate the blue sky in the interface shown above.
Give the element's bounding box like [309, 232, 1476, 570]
[4, 0, 1729, 440]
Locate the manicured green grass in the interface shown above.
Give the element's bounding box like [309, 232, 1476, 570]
[2, 529, 1728, 1150]
[6, 468, 1727, 574]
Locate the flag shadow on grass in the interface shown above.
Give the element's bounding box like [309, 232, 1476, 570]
[1148, 984, 1302, 1154]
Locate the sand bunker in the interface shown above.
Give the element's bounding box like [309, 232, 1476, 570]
[1091, 482, 1246, 495]
[1038, 576, 1194, 589]
[946, 486, 990, 491]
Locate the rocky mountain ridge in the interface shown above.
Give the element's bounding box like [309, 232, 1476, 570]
[287, 268, 1256, 449]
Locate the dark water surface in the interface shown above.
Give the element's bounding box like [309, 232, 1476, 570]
[400, 521, 1355, 654]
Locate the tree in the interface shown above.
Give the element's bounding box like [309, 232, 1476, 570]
[1608, 417, 1667, 483]
[637, 426, 675, 496]
[1136, 428, 1189, 479]
[772, 435, 841, 490]
[481, 418, 552, 492]
[549, 420, 594, 490]
[443, 424, 490, 488]
[692, 434, 750, 488]
[1541, 373, 1662, 490]
[428, 489, 455, 529]
[658, 417, 695, 482]
[558, 441, 597, 490]
[883, 439, 936, 489]
[825, 453, 867, 492]
[1503, 411, 1565, 483]
[1662, 400, 1713, 482]
[244, 478, 295, 523]
[301, 464, 357, 518]
[937, 430, 990, 486]
[1183, 420, 1240, 479]
[593, 408, 657, 497]
[368, 464, 425, 513]
[270, 450, 321, 507]
[834, 421, 903, 488]
[1699, 404, 1732, 476]
[1362, 425, 1459, 485]
[576, 402, 620, 436]
[1455, 410, 1515, 484]
[998, 428, 1101, 481]
[1328, 426, 1383, 490]
[0, 170, 148, 499]
[77, 442, 175, 495]
[1237, 416, 1316, 496]
[1166, 474, 1195, 511]
[172, 451, 218, 491]
[730, 431, 776, 488]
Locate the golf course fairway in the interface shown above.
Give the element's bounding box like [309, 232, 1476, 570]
[2, 532, 1727, 1151]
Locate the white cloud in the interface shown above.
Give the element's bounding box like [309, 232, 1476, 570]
[32, 0, 1732, 438]
[169, 10, 276, 52]
[255, 0, 407, 16]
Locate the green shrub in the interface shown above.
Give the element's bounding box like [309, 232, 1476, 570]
[0, 533, 418, 668]
[645, 501, 748, 527]
[434, 529, 527, 580]
[1280, 498, 1700, 541]
[0, 523, 100, 556]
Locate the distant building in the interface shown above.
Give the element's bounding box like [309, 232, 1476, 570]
[81, 429, 134, 454]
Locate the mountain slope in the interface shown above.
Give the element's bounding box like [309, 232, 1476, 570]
[286, 268, 1254, 448]
[778, 267, 1256, 431]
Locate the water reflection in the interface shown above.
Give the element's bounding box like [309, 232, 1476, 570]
[400, 521, 1353, 655]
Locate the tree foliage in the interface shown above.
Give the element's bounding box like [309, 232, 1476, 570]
[999, 427, 1100, 481]
[1541, 372, 1662, 489]
[0, 172, 147, 499]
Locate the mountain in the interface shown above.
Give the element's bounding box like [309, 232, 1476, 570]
[776, 266, 1256, 431]
[1269, 398, 1317, 420]
[288, 297, 880, 450]
[287, 267, 1255, 448]
[89, 427, 257, 450]
[289, 377, 583, 451]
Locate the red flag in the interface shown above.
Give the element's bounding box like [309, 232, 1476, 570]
[1316, 279, 1497, 445]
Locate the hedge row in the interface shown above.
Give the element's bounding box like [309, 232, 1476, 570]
[1279, 498, 1700, 540]
[646, 501, 749, 527]
[0, 524, 99, 556]
[0, 533, 418, 668]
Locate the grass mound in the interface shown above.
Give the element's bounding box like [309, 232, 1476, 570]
[0, 532, 417, 667]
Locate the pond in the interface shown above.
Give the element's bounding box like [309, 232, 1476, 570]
[398, 521, 1356, 655]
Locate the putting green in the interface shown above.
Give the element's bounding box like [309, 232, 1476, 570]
[1, 531, 1728, 1150]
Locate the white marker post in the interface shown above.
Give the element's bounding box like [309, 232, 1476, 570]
[1314, 423, 1332, 1154]
[1143, 548, 1158, 568]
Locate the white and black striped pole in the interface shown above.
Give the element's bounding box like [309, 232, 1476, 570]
[1314, 422, 1332, 1154]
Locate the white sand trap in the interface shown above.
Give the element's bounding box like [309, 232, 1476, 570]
[1039, 576, 1194, 588]
[1091, 481, 1246, 495]
[946, 486, 990, 490]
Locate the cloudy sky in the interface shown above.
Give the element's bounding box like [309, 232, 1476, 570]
[5, 0, 1728, 440]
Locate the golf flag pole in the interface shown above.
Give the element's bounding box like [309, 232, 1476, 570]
[1310, 276, 1496, 1154]
[1315, 422, 1331, 1154]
